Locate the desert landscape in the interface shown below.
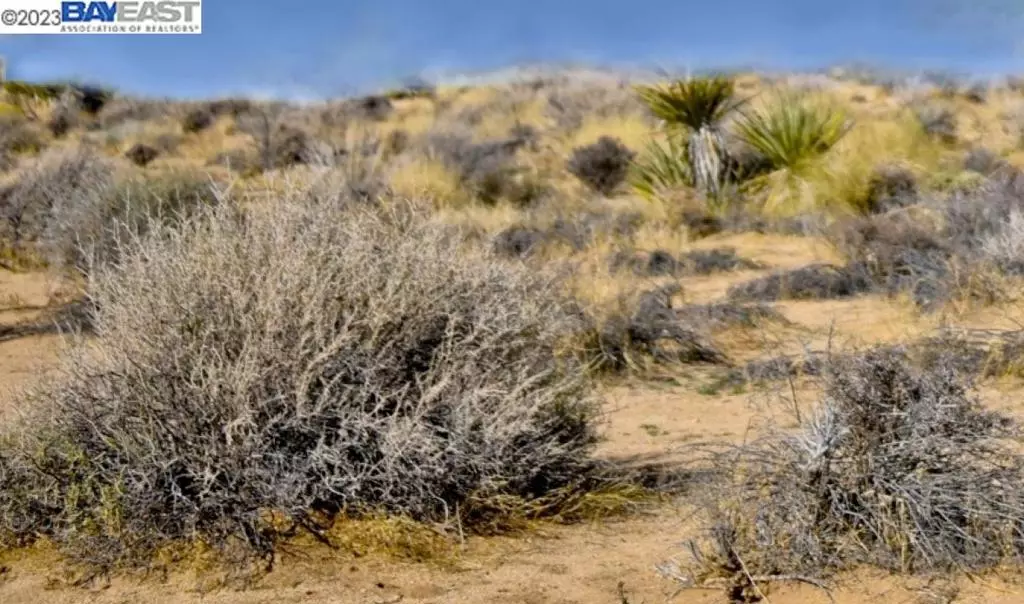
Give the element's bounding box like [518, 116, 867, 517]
[2, 66, 1024, 603]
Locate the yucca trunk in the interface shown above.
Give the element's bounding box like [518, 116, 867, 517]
[688, 125, 726, 199]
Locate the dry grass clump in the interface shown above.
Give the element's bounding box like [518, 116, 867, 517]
[0, 186, 602, 572]
[678, 347, 1024, 597]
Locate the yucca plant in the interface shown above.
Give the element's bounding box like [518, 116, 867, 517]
[735, 92, 853, 176]
[628, 135, 692, 200]
[635, 76, 744, 198]
[734, 92, 853, 212]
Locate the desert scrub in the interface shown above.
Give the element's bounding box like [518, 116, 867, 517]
[673, 347, 1024, 599]
[566, 136, 636, 196]
[0, 146, 116, 266]
[62, 168, 224, 269]
[0, 187, 600, 571]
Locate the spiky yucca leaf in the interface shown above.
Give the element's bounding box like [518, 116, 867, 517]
[735, 93, 853, 176]
[628, 135, 692, 200]
[635, 76, 743, 199]
[634, 76, 742, 132]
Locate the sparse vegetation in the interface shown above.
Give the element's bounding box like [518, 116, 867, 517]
[1, 66, 1024, 600]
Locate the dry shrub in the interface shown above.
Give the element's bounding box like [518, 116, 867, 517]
[608, 249, 681, 276]
[207, 98, 254, 118]
[42, 166, 221, 271]
[610, 248, 761, 278]
[945, 170, 1024, 275]
[832, 211, 954, 308]
[727, 263, 872, 302]
[67, 84, 112, 115]
[425, 131, 540, 205]
[981, 209, 1024, 276]
[543, 75, 649, 133]
[0, 146, 116, 263]
[566, 136, 636, 196]
[235, 105, 337, 171]
[679, 248, 763, 275]
[912, 328, 1024, 379]
[913, 104, 957, 144]
[492, 226, 546, 258]
[207, 148, 259, 173]
[963, 148, 1006, 176]
[0, 114, 44, 165]
[182, 107, 215, 133]
[46, 103, 78, 138]
[124, 142, 159, 167]
[829, 170, 1024, 309]
[348, 95, 394, 122]
[0, 189, 600, 571]
[686, 347, 1024, 587]
[580, 284, 727, 373]
[864, 163, 917, 213]
[674, 302, 788, 331]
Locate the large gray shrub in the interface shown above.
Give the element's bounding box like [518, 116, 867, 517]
[0, 188, 599, 569]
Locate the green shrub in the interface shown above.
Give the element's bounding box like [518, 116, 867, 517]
[734, 92, 852, 176]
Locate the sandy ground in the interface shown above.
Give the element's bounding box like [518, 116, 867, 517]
[4, 246, 1024, 603]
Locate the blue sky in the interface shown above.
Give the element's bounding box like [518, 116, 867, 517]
[1, 0, 1022, 99]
